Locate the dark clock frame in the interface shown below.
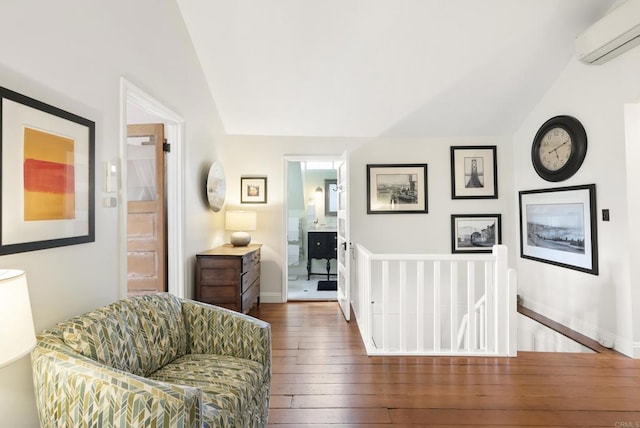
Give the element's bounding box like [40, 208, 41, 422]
[531, 115, 587, 182]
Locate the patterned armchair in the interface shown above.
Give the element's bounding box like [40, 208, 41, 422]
[32, 293, 271, 428]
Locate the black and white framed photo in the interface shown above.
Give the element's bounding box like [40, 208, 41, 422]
[240, 176, 267, 204]
[519, 184, 598, 275]
[451, 146, 498, 199]
[366, 164, 428, 214]
[451, 214, 502, 253]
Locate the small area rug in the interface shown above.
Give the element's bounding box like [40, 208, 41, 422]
[317, 280, 337, 291]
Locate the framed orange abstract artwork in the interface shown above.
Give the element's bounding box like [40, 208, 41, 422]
[0, 87, 95, 255]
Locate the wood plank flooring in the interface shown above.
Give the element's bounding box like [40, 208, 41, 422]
[250, 301, 640, 427]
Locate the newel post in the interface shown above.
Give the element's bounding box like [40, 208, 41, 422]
[493, 245, 517, 356]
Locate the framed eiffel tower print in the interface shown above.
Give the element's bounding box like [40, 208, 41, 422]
[450, 146, 498, 199]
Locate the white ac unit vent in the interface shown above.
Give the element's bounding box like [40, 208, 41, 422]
[575, 0, 640, 64]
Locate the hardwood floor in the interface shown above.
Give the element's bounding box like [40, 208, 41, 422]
[250, 301, 640, 427]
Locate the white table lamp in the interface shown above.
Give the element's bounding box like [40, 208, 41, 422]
[0, 270, 36, 368]
[226, 211, 257, 246]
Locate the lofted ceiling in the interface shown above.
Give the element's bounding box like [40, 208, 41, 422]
[176, 0, 614, 138]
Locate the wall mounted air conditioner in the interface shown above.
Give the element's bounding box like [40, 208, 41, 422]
[575, 0, 640, 64]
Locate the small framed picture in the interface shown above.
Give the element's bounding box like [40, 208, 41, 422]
[366, 164, 428, 214]
[240, 176, 267, 204]
[450, 146, 498, 199]
[519, 184, 598, 275]
[451, 214, 502, 253]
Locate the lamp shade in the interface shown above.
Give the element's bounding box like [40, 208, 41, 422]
[0, 270, 36, 368]
[225, 211, 257, 231]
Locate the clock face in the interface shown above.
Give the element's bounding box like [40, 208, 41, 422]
[531, 115, 587, 182]
[538, 127, 572, 172]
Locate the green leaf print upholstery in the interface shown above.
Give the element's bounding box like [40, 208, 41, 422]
[32, 293, 271, 427]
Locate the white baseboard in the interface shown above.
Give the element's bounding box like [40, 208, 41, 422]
[259, 292, 283, 304]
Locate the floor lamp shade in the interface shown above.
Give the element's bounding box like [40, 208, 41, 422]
[226, 211, 257, 246]
[0, 270, 36, 368]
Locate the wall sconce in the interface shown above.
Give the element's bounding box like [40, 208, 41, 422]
[225, 210, 257, 247]
[0, 270, 36, 368]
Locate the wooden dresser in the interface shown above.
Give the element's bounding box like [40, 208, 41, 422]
[195, 244, 261, 314]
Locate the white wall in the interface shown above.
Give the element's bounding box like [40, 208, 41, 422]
[349, 137, 515, 257]
[221, 135, 515, 306]
[0, 1, 224, 425]
[512, 47, 640, 357]
[221, 136, 365, 302]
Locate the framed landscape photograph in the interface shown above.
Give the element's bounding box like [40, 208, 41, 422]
[366, 164, 428, 214]
[240, 176, 267, 204]
[451, 145, 498, 199]
[0, 86, 95, 255]
[451, 214, 502, 253]
[519, 184, 598, 275]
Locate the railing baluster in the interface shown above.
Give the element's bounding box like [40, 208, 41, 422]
[399, 260, 406, 352]
[433, 260, 441, 352]
[467, 261, 476, 352]
[450, 261, 458, 351]
[417, 260, 424, 352]
[382, 260, 389, 352]
[480, 261, 493, 350]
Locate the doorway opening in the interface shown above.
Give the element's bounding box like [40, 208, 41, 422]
[119, 78, 185, 299]
[285, 157, 339, 301]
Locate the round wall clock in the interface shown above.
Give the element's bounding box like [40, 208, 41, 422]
[206, 161, 226, 212]
[531, 115, 587, 182]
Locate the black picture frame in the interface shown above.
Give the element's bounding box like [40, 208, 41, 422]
[240, 176, 267, 204]
[519, 184, 598, 275]
[451, 145, 498, 199]
[451, 214, 502, 253]
[366, 164, 428, 214]
[0, 86, 95, 255]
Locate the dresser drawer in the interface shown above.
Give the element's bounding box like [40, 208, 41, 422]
[199, 284, 237, 301]
[242, 262, 260, 293]
[242, 279, 260, 313]
[242, 248, 260, 273]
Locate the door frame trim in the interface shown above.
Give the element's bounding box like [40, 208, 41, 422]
[119, 78, 186, 298]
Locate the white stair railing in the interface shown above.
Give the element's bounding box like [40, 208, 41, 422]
[354, 244, 516, 357]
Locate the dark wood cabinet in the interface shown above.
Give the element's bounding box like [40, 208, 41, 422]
[307, 231, 337, 280]
[195, 244, 261, 314]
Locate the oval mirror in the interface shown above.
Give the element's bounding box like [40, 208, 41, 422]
[206, 161, 226, 212]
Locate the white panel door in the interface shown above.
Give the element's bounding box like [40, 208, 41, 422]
[337, 151, 350, 321]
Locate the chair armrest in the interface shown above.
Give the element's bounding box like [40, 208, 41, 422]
[182, 300, 271, 375]
[32, 346, 202, 428]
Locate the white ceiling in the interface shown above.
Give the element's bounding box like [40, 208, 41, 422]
[176, 0, 614, 138]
